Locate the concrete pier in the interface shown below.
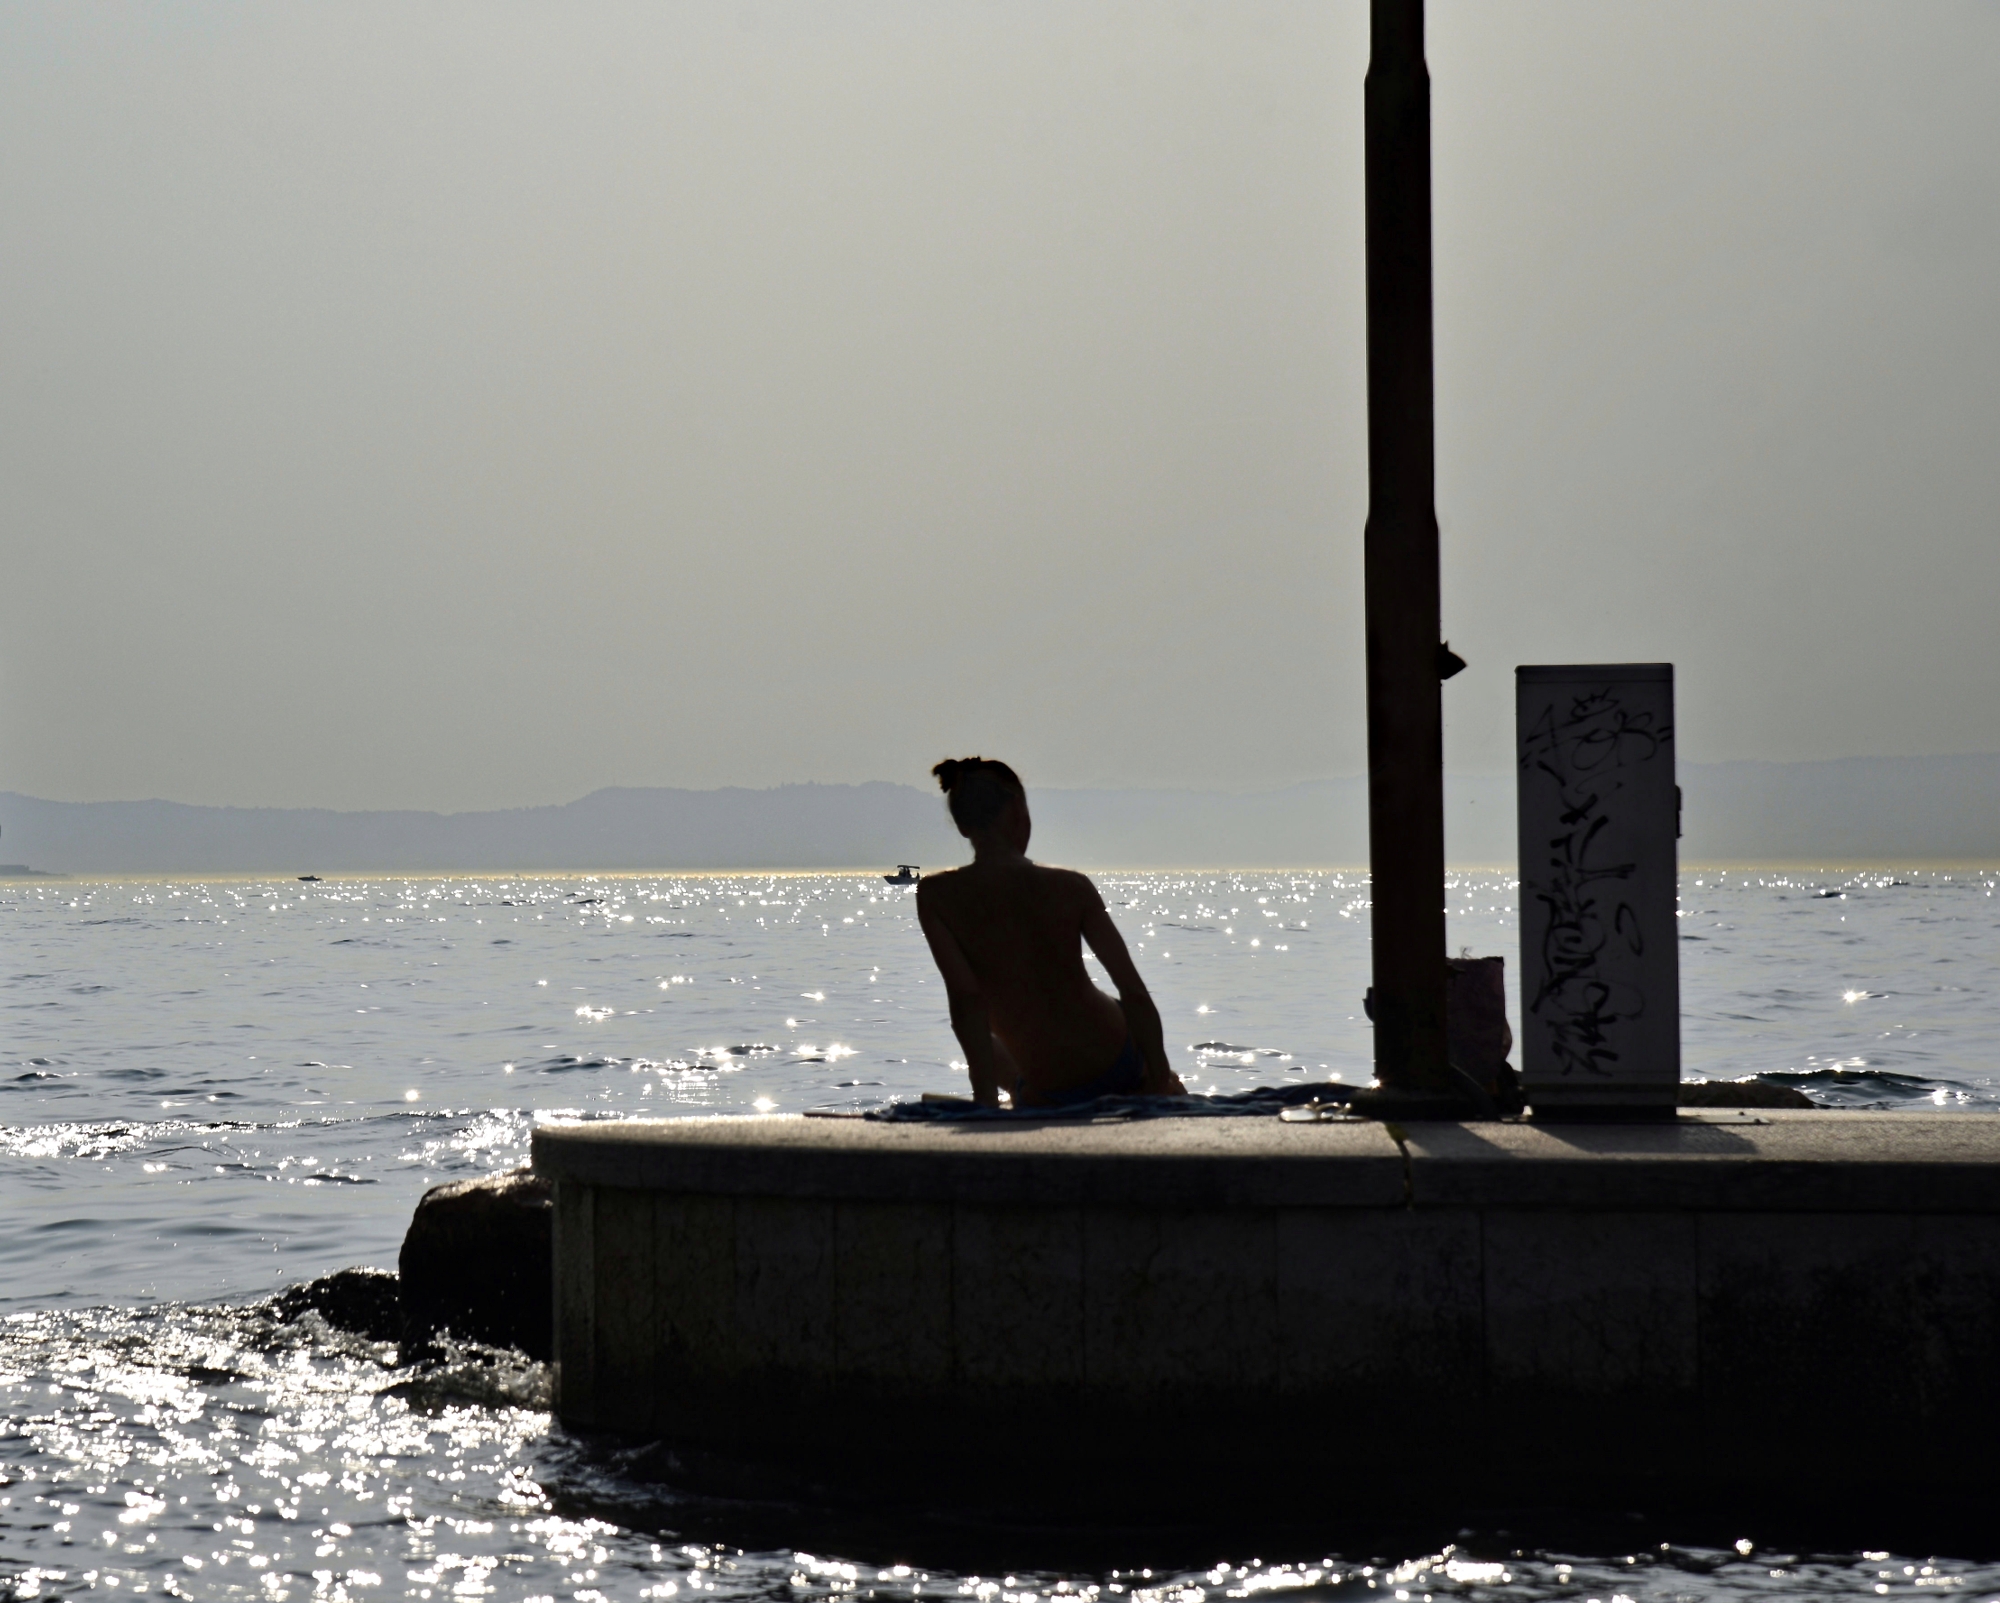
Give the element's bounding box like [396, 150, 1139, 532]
[533, 1111, 2000, 1519]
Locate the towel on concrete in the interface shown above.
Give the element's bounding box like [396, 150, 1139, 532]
[821, 1081, 1359, 1123]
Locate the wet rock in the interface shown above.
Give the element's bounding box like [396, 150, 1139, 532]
[1679, 1079, 1818, 1109]
[269, 1266, 402, 1341]
[399, 1167, 552, 1360]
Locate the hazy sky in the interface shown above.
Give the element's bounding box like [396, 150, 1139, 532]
[3, 1, 1995, 811]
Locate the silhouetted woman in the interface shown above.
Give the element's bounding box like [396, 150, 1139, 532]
[916, 758, 1184, 1108]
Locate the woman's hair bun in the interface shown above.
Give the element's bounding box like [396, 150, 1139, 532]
[930, 757, 1024, 831]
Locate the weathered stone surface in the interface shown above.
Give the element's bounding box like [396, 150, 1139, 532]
[1083, 1207, 1278, 1398]
[551, 1179, 594, 1420]
[539, 1111, 2000, 1515]
[952, 1203, 1085, 1394]
[1398, 1112, 2000, 1212]
[591, 1184, 656, 1422]
[533, 1114, 1406, 1208]
[731, 1195, 836, 1382]
[653, 1192, 735, 1380]
[539, 1111, 2000, 1213]
[1697, 1210, 1919, 1476]
[268, 1267, 402, 1342]
[400, 1167, 552, 1360]
[1274, 1208, 1483, 1402]
[1483, 1210, 1702, 1482]
[834, 1200, 952, 1388]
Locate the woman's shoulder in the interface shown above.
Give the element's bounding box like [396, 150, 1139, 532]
[1030, 862, 1102, 906]
[914, 864, 968, 902]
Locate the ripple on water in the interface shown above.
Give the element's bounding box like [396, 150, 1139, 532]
[5, 1297, 2000, 1600]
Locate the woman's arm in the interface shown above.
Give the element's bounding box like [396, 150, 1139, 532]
[1081, 900, 1185, 1096]
[917, 884, 1008, 1107]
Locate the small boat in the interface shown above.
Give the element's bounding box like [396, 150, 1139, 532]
[883, 864, 921, 886]
[298, 874, 322, 882]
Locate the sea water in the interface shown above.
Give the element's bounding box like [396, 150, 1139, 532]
[5, 868, 1999, 1599]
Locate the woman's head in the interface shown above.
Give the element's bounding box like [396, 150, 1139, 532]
[932, 756, 1025, 838]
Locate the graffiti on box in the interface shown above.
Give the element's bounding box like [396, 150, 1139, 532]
[1520, 688, 1671, 1078]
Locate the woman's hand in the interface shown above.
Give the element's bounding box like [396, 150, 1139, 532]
[1081, 903, 1183, 1095]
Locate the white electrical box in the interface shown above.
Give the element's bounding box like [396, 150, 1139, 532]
[1516, 664, 1680, 1116]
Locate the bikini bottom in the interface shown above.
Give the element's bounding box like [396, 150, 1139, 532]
[1031, 1036, 1147, 1108]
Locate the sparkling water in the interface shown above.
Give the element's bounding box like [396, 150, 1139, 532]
[6, 868, 1999, 1599]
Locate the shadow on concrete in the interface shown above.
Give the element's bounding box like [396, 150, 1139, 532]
[1401, 1120, 1761, 1156]
[1518, 1121, 1761, 1155]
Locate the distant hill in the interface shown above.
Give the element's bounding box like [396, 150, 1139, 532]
[2, 754, 1996, 874]
[0, 781, 1369, 875]
[0, 783, 963, 876]
[1455, 755, 2000, 864]
[1677, 754, 2000, 863]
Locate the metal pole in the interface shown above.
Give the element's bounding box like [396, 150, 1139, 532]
[1363, 0, 1451, 1095]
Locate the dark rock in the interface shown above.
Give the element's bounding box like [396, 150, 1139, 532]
[1680, 1079, 1818, 1109]
[269, 1266, 402, 1341]
[399, 1167, 552, 1359]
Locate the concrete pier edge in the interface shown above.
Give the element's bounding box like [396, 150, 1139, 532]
[535, 1111, 2000, 1520]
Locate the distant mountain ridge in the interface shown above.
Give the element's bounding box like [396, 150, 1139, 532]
[3, 753, 1997, 874]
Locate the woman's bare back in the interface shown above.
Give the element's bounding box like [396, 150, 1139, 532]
[916, 858, 1128, 1096]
